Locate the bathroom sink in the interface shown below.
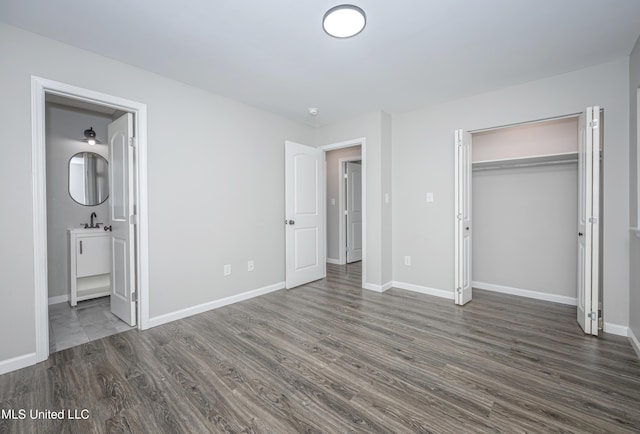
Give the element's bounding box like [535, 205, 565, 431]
[68, 227, 105, 234]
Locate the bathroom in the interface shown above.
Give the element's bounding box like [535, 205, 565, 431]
[45, 95, 134, 353]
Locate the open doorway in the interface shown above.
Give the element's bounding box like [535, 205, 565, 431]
[45, 96, 135, 352]
[32, 77, 149, 363]
[325, 146, 362, 265]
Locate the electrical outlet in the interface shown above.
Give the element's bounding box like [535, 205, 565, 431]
[248, 260, 254, 272]
[426, 192, 434, 203]
[224, 264, 231, 276]
[404, 256, 412, 266]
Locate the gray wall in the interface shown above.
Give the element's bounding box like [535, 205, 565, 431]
[392, 58, 630, 329]
[629, 35, 640, 348]
[325, 146, 361, 262]
[45, 104, 112, 299]
[0, 23, 315, 362]
[473, 164, 578, 299]
[471, 118, 579, 300]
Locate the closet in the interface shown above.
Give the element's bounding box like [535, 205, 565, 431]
[470, 116, 592, 306]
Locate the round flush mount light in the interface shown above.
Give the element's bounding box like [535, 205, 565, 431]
[323, 4, 366, 38]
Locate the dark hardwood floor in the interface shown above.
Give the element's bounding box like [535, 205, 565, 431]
[1, 262, 639, 433]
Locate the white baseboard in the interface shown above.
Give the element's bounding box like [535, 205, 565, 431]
[326, 258, 343, 265]
[48, 294, 69, 305]
[0, 352, 37, 376]
[392, 281, 454, 300]
[148, 282, 285, 328]
[362, 281, 393, 293]
[603, 322, 628, 337]
[472, 281, 577, 306]
[628, 328, 640, 358]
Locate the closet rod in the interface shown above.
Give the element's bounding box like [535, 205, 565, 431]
[472, 158, 577, 172]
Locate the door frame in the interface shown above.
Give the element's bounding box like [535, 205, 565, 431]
[338, 156, 362, 265]
[319, 138, 367, 288]
[31, 76, 150, 363]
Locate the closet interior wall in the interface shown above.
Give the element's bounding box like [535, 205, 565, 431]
[471, 117, 580, 303]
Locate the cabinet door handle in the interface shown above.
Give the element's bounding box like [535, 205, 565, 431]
[80, 240, 83, 254]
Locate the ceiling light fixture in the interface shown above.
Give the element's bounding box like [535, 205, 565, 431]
[323, 4, 366, 39]
[82, 127, 101, 145]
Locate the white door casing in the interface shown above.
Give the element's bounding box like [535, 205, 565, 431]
[454, 129, 472, 305]
[285, 141, 326, 289]
[577, 106, 601, 336]
[108, 113, 137, 326]
[346, 161, 363, 263]
[32, 76, 149, 366]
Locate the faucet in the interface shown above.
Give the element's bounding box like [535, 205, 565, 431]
[83, 212, 102, 229]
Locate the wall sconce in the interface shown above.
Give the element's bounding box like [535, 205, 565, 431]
[82, 127, 102, 145]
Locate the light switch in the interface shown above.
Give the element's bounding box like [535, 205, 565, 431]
[426, 192, 434, 203]
[385, 193, 390, 203]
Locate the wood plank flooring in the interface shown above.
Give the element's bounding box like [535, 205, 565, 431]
[1, 262, 639, 433]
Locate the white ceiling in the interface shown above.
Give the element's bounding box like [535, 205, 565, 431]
[2, 0, 640, 126]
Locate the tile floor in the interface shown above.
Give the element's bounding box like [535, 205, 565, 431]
[48, 296, 134, 353]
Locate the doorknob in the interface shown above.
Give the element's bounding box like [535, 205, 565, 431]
[578, 232, 583, 236]
[104, 225, 112, 232]
[288, 220, 295, 225]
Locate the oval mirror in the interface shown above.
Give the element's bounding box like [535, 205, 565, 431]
[68, 152, 109, 206]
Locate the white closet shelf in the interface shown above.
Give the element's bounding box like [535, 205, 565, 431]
[472, 152, 578, 171]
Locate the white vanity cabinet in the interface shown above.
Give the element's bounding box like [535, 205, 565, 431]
[68, 228, 111, 306]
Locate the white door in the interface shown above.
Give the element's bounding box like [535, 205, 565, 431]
[285, 141, 326, 289]
[577, 106, 601, 335]
[346, 161, 363, 263]
[454, 129, 472, 305]
[108, 113, 136, 326]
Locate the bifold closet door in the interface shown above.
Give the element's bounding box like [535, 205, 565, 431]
[454, 129, 472, 305]
[576, 106, 601, 336]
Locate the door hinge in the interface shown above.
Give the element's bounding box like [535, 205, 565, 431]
[589, 119, 599, 129]
[589, 217, 598, 224]
[130, 214, 138, 224]
[456, 213, 462, 221]
[132, 292, 138, 302]
[588, 311, 598, 321]
[129, 137, 136, 148]
[344, 210, 348, 216]
[456, 287, 462, 294]
[344, 173, 348, 179]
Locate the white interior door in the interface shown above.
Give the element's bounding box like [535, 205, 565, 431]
[108, 113, 136, 326]
[346, 161, 363, 263]
[577, 106, 600, 335]
[285, 141, 326, 289]
[454, 129, 472, 305]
